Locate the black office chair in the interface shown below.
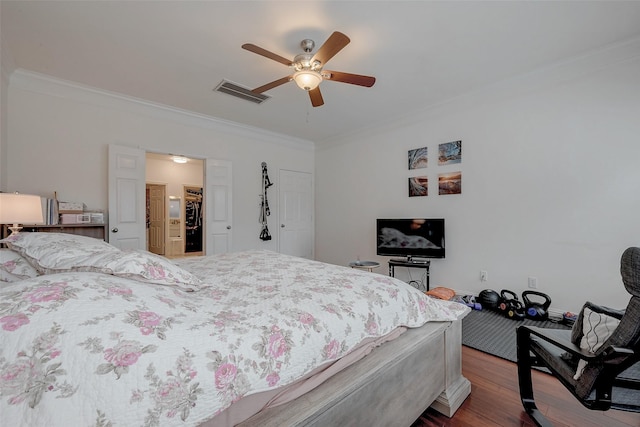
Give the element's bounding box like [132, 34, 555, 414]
[516, 247, 640, 427]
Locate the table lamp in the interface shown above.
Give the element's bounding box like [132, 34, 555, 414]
[0, 192, 45, 235]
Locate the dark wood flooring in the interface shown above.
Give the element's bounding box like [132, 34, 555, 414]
[412, 346, 640, 427]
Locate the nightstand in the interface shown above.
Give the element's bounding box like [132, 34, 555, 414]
[349, 260, 380, 272]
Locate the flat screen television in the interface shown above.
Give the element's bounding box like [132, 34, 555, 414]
[376, 218, 445, 261]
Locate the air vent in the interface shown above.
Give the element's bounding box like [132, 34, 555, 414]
[214, 80, 270, 104]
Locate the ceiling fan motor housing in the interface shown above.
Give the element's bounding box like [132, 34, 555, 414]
[293, 53, 321, 71]
[300, 39, 315, 52]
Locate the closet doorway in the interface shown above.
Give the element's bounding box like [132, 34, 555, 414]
[145, 153, 204, 258]
[184, 186, 203, 255]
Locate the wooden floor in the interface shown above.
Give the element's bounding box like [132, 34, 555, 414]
[412, 346, 640, 427]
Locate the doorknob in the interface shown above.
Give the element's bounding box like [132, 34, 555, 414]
[281, 224, 285, 228]
[111, 227, 118, 233]
[226, 225, 231, 230]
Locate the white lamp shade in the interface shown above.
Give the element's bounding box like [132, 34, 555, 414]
[293, 71, 322, 91]
[0, 193, 45, 225]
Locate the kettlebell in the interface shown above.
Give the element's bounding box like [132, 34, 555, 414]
[497, 289, 518, 316]
[478, 289, 500, 310]
[522, 290, 551, 320]
[506, 300, 526, 320]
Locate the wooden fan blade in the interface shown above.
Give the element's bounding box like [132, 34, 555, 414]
[242, 43, 292, 66]
[308, 87, 324, 107]
[311, 31, 350, 66]
[324, 70, 376, 87]
[252, 76, 292, 94]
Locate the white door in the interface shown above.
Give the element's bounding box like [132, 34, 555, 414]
[108, 144, 146, 249]
[279, 170, 313, 259]
[205, 159, 232, 255]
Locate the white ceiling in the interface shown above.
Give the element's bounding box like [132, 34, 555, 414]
[3, 1, 640, 145]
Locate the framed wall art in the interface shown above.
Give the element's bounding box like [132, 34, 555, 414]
[438, 172, 462, 195]
[409, 176, 428, 197]
[408, 147, 428, 170]
[438, 140, 462, 166]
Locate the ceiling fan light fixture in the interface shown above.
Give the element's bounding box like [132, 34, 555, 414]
[293, 70, 322, 91]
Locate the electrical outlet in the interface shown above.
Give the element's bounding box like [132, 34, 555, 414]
[528, 276, 538, 289]
[480, 270, 488, 282]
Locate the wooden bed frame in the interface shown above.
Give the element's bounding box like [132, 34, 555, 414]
[237, 318, 470, 426]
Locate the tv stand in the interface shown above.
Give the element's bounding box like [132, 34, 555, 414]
[388, 258, 430, 291]
[392, 256, 430, 265]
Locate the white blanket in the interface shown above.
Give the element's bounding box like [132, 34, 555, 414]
[0, 250, 468, 426]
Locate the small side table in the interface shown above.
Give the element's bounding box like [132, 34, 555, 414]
[349, 260, 380, 272]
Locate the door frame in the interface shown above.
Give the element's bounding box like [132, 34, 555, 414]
[109, 146, 230, 255]
[144, 151, 207, 256]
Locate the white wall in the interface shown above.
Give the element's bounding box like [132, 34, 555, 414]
[6, 55, 640, 314]
[0, 37, 14, 189]
[6, 70, 314, 253]
[316, 56, 640, 313]
[0, 3, 11, 190]
[0, 67, 8, 189]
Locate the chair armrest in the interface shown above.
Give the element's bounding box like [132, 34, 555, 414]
[519, 325, 600, 361]
[601, 346, 635, 363]
[519, 325, 635, 363]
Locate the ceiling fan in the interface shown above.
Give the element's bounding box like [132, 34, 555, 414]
[242, 31, 376, 107]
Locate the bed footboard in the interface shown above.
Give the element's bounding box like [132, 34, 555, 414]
[239, 319, 469, 426]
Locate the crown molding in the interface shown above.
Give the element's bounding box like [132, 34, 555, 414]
[9, 69, 315, 152]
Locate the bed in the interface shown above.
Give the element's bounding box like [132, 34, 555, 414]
[0, 232, 470, 426]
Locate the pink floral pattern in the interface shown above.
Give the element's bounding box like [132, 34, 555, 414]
[206, 351, 250, 410]
[0, 250, 469, 426]
[0, 324, 75, 408]
[130, 349, 202, 423]
[324, 339, 342, 359]
[26, 283, 67, 302]
[267, 326, 290, 358]
[0, 312, 30, 331]
[124, 309, 179, 339]
[97, 335, 157, 379]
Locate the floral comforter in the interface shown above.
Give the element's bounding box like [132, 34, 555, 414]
[0, 250, 468, 427]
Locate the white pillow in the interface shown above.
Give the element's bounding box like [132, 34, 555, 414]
[573, 307, 620, 380]
[0, 248, 40, 280]
[0, 269, 23, 284]
[1, 233, 201, 290]
[1, 232, 119, 274]
[85, 250, 203, 291]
